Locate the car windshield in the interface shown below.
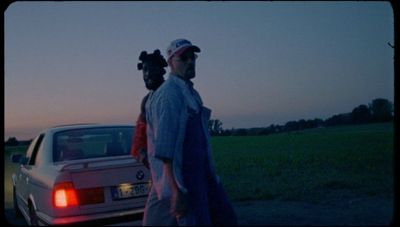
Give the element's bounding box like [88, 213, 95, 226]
[53, 126, 133, 162]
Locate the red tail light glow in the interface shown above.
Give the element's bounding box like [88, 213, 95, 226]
[53, 182, 79, 208]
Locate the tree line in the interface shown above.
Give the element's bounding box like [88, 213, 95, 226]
[4, 98, 394, 146]
[4, 137, 32, 147]
[208, 98, 394, 136]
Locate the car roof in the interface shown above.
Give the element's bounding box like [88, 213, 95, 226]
[46, 123, 134, 135]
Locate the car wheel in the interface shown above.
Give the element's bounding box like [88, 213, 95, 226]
[29, 203, 39, 226]
[13, 186, 22, 218]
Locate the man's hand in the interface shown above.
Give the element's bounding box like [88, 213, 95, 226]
[170, 189, 188, 218]
[163, 160, 187, 218]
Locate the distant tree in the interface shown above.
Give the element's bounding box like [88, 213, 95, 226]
[274, 125, 284, 132]
[5, 137, 19, 146]
[284, 121, 299, 131]
[220, 129, 232, 136]
[233, 128, 248, 136]
[325, 113, 352, 126]
[369, 98, 393, 122]
[259, 124, 277, 135]
[351, 104, 372, 124]
[297, 119, 307, 130]
[269, 124, 276, 132]
[19, 139, 33, 146]
[312, 118, 324, 128]
[305, 118, 324, 129]
[304, 120, 314, 129]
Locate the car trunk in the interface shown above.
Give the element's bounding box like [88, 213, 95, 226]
[55, 155, 150, 214]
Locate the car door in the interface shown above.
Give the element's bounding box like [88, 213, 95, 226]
[17, 134, 44, 211]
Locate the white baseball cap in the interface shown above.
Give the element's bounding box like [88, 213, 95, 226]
[166, 38, 201, 60]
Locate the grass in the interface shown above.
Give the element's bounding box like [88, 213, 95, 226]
[3, 123, 394, 208]
[4, 145, 28, 208]
[211, 122, 394, 203]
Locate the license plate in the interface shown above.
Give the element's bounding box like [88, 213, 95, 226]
[111, 183, 149, 200]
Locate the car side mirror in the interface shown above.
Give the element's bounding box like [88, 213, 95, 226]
[11, 154, 29, 165]
[11, 154, 23, 163]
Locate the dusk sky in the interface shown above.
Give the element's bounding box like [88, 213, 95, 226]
[5, 2, 394, 140]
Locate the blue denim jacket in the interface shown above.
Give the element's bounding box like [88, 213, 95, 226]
[146, 74, 219, 200]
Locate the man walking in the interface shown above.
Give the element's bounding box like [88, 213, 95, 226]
[143, 39, 237, 226]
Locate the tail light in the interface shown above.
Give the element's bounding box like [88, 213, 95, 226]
[53, 182, 79, 208]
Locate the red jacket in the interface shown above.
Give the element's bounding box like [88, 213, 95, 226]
[131, 112, 147, 160]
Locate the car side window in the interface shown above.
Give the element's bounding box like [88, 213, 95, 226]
[28, 134, 44, 166]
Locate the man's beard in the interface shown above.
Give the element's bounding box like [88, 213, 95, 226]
[146, 78, 164, 90]
[185, 67, 195, 79]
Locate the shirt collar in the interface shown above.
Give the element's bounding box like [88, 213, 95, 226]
[169, 73, 202, 110]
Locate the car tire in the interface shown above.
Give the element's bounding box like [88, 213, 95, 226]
[13, 186, 22, 218]
[29, 203, 39, 226]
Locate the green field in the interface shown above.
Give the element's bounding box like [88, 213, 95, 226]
[4, 123, 394, 208]
[211, 123, 394, 202]
[4, 145, 28, 208]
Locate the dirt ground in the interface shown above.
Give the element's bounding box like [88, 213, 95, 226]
[4, 193, 394, 226]
[234, 195, 394, 226]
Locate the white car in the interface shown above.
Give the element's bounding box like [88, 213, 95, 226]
[11, 124, 151, 225]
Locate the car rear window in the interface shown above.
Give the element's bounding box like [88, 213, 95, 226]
[53, 127, 134, 162]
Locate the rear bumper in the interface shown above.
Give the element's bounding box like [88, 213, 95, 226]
[37, 207, 144, 226]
